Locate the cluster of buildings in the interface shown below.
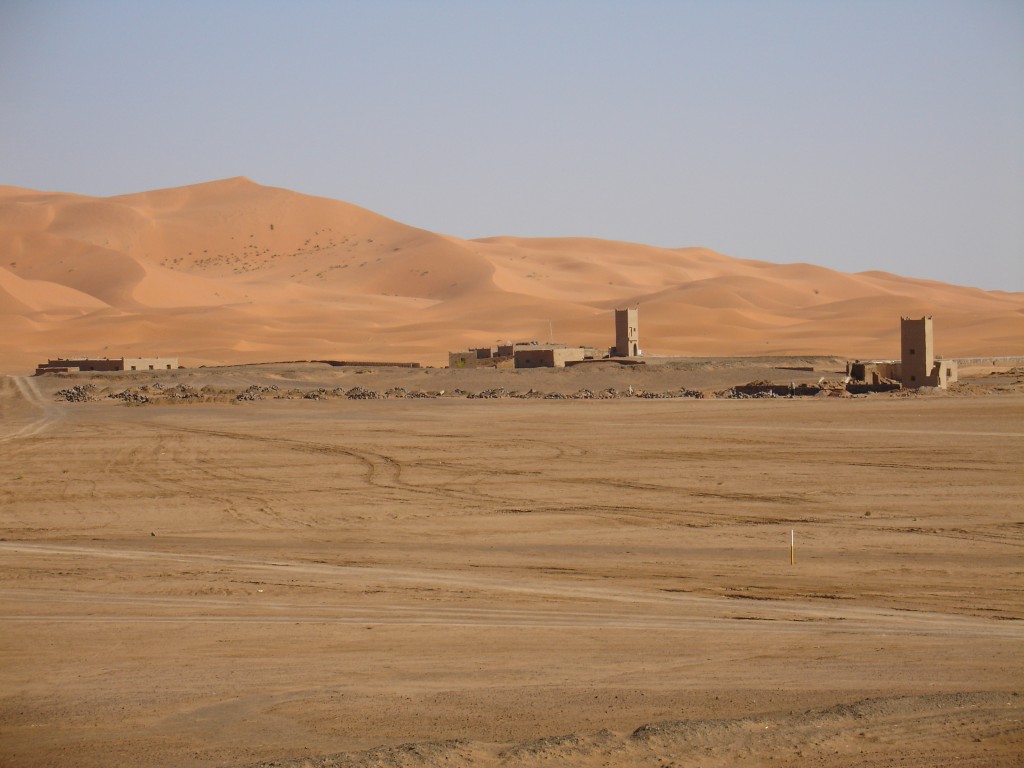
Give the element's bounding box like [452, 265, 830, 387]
[30, 316, 961, 392]
[451, 312, 960, 391]
[846, 316, 957, 389]
[448, 308, 640, 369]
[34, 357, 179, 376]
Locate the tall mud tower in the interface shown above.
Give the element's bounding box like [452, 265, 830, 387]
[900, 316, 934, 387]
[615, 308, 639, 357]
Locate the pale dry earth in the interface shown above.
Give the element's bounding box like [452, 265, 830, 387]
[2, 177, 1023, 374]
[1, 363, 1022, 767]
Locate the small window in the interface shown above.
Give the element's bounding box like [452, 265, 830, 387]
[166, 364, 171, 369]
[148, 365, 154, 370]
[130, 366, 136, 371]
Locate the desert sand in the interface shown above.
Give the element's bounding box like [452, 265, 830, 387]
[2, 177, 1023, 375]
[3, 177, 1022, 765]
[1, 363, 1022, 767]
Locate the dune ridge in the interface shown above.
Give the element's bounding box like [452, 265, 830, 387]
[1, 178, 1021, 373]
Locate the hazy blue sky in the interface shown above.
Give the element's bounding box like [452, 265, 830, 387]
[2, 0, 1022, 290]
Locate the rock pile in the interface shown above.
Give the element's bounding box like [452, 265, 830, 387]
[165, 384, 201, 400]
[55, 385, 97, 402]
[236, 384, 280, 402]
[107, 388, 149, 404]
[718, 388, 772, 399]
[345, 386, 382, 400]
[469, 388, 510, 399]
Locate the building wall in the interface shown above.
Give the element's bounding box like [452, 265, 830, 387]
[36, 357, 178, 375]
[43, 358, 124, 372]
[932, 359, 958, 388]
[514, 347, 588, 368]
[898, 317, 958, 388]
[122, 357, 178, 371]
[900, 317, 934, 388]
[448, 351, 478, 368]
[614, 308, 639, 357]
[847, 360, 901, 384]
[448, 351, 514, 369]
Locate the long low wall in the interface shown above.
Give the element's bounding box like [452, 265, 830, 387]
[951, 357, 1024, 366]
[316, 360, 422, 368]
[731, 384, 824, 397]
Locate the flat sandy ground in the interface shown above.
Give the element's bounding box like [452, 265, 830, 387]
[1, 364, 1022, 767]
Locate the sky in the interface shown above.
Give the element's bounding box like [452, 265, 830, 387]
[1, 0, 1022, 291]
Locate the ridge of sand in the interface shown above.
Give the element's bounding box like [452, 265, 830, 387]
[1, 177, 1022, 373]
[246, 691, 1021, 768]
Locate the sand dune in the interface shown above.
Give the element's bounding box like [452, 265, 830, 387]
[1, 177, 1021, 373]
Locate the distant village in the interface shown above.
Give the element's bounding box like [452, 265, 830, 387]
[447, 308, 641, 370]
[446, 308, 963, 391]
[32, 311, 997, 394]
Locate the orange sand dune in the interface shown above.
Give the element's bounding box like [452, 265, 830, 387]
[1, 177, 1021, 373]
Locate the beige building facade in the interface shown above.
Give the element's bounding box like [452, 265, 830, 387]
[35, 357, 179, 375]
[846, 317, 958, 389]
[900, 317, 957, 388]
[614, 308, 639, 357]
[513, 346, 589, 368]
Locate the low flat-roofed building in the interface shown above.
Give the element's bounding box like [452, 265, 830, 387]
[514, 346, 589, 368]
[846, 317, 959, 390]
[452, 336, 606, 370]
[35, 357, 179, 375]
[448, 348, 514, 369]
[847, 360, 901, 385]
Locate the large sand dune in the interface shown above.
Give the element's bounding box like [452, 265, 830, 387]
[2, 178, 1022, 373]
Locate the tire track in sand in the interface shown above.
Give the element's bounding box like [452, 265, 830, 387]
[1, 542, 1020, 640]
[0, 376, 64, 443]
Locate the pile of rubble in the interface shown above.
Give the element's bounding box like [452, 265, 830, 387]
[468, 388, 511, 399]
[55, 384, 97, 402]
[345, 386, 383, 400]
[107, 388, 149, 404]
[44, 377, 874, 406]
[235, 384, 280, 402]
[511, 389, 544, 399]
[165, 384, 201, 400]
[718, 388, 778, 399]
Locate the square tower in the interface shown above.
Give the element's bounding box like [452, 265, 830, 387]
[900, 316, 934, 388]
[614, 308, 639, 357]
